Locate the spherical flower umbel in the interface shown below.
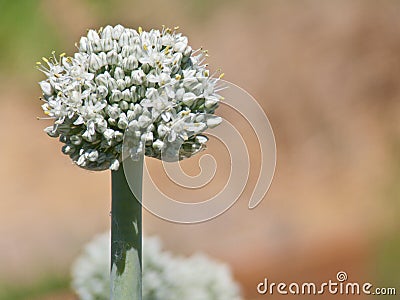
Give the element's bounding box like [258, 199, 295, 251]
[37, 25, 224, 171]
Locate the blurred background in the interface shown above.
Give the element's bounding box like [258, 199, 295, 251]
[1, 0, 400, 299]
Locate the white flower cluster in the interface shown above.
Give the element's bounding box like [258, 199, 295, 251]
[71, 233, 242, 300]
[38, 25, 223, 170]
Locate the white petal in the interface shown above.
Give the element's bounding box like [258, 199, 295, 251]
[207, 116, 222, 128]
[182, 92, 197, 106]
[39, 81, 53, 96]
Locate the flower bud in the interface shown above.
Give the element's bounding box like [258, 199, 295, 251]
[92, 39, 102, 52]
[87, 30, 100, 42]
[131, 69, 145, 84]
[121, 89, 131, 102]
[112, 25, 124, 40]
[153, 139, 164, 150]
[142, 63, 150, 74]
[70, 135, 82, 145]
[89, 53, 102, 72]
[106, 50, 118, 65]
[121, 46, 133, 57]
[157, 124, 168, 138]
[108, 78, 118, 91]
[62, 144, 75, 154]
[184, 45, 192, 56]
[103, 128, 114, 140]
[114, 67, 125, 80]
[119, 100, 129, 111]
[142, 131, 153, 144]
[110, 159, 120, 171]
[106, 105, 121, 119]
[117, 79, 126, 91]
[44, 126, 59, 137]
[79, 37, 88, 52]
[96, 118, 108, 133]
[59, 134, 68, 143]
[82, 130, 96, 142]
[108, 118, 117, 126]
[86, 150, 99, 162]
[77, 155, 86, 166]
[102, 38, 114, 52]
[101, 25, 113, 39]
[98, 52, 107, 67]
[111, 90, 122, 103]
[124, 76, 132, 88]
[123, 56, 138, 70]
[95, 74, 108, 87]
[138, 115, 151, 128]
[97, 85, 108, 98]
[114, 131, 123, 142]
[119, 32, 130, 47]
[118, 114, 129, 129]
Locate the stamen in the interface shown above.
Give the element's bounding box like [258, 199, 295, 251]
[197, 57, 206, 65]
[210, 69, 222, 78]
[215, 86, 228, 92]
[37, 116, 54, 120]
[191, 48, 202, 55]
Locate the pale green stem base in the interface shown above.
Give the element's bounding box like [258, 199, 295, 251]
[111, 156, 143, 300]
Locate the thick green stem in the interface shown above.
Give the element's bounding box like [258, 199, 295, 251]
[111, 156, 143, 300]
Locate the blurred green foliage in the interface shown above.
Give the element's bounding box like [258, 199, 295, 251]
[0, 275, 69, 300]
[375, 234, 400, 299]
[374, 141, 400, 297]
[0, 0, 59, 76]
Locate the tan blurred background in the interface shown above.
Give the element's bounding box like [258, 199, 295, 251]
[1, 0, 400, 299]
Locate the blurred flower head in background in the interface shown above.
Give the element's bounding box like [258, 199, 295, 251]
[71, 232, 242, 300]
[38, 24, 223, 171]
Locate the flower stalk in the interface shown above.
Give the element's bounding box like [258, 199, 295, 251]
[111, 155, 143, 299]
